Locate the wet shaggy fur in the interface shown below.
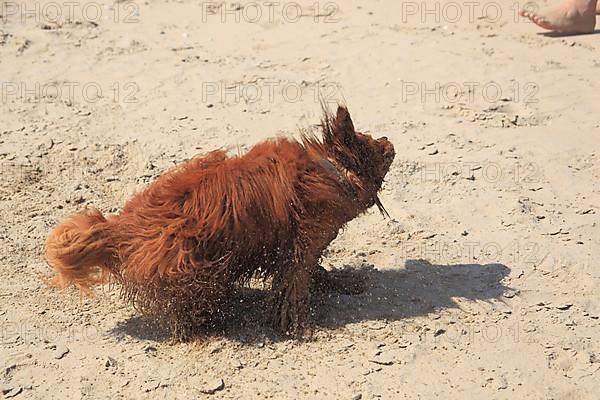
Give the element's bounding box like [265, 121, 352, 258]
[45, 106, 395, 339]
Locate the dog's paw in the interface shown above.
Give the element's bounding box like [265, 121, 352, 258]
[272, 290, 311, 337]
[311, 265, 369, 295]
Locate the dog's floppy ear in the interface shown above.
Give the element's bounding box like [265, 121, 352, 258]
[334, 106, 356, 146]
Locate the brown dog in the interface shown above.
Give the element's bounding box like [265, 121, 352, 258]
[46, 106, 395, 339]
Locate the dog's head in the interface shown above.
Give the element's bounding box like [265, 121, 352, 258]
[322, 106, 395, 215]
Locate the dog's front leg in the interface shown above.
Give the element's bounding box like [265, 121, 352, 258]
[271, 235, 318, 336]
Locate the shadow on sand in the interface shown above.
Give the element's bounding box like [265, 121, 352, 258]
[540, 29, 600, 38]
[109, 259, 511, 343]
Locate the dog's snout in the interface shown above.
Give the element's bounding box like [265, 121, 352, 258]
[383, 142, 395, 163]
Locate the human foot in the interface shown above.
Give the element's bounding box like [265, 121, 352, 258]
[520, 0, 597, 33]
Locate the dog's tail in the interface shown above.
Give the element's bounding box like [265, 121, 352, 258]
[45, 208, 117, 295]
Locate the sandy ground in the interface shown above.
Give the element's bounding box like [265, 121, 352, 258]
[1, 0, 600, 399]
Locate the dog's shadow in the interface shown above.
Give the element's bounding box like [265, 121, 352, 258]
[109, 259, 511, 343]
[313, 259, 510, 328]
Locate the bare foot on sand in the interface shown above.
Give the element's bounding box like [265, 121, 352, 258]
[520, 0, 598, 33]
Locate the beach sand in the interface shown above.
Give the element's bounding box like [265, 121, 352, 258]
[1, 1, 599, 398]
